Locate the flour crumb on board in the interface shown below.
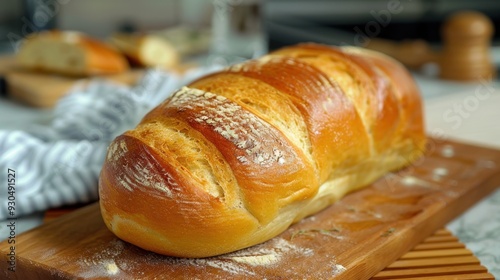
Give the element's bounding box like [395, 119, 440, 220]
[400, 176, 433, 188]
[78, 259, 122, 279]
[77, 239, 125, 279]
[432, 167, 448, 181]
[104, 260, 119, 275]
[433, 167, 448, 177]
[332, 264, 346, 275]
[440, 145, 455, 158]
[400, 176, 419, 186]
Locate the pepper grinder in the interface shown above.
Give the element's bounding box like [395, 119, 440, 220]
[439, 11, 496, 81]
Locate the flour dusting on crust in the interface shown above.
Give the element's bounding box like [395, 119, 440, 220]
[168, 87, 290, 167]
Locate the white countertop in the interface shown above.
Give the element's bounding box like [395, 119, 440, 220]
[0, 70, 499, 277]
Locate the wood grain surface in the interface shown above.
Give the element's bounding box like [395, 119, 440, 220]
[372, 229, 494, 280]
[1, 138, 499, 279]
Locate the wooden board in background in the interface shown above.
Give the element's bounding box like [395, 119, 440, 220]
[0, 56, 143, 108]
[5, 69, 143, 108]
[372, 229, 494, 280]
[0, 138, 499, 279]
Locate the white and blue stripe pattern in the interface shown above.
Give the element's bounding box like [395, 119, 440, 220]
[0, 66, 221, 219]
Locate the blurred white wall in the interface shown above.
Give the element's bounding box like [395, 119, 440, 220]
[57, 0, 180, 38]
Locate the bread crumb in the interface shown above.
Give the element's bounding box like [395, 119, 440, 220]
[440, 145, 454, 158]
[432, 167, 448, 181]
[401, 176, 417, 186]
[104, 261, 119, 275]
[381, 228, 396, 237]
[332, 264, 346, 275]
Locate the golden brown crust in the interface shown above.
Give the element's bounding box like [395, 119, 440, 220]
[222, 56, 371, 183]
[271, 44, 402, 154]
[341, 46, 426, 155]
[99, 43, 426, 258]
[99, 134, 259, 257]
[189, 72, 312, 164]
[141, 87, 318, 223]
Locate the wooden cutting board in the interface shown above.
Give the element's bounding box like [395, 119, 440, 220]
[1, 138, 499, 279]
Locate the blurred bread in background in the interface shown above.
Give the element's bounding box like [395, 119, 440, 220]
[109, 33, 179, 69]
[7, 28, 207, 108]
[17, 31, 129, 76]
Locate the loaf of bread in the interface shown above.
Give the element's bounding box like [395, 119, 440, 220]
[109, 33, 179, 69]
[99, 43, 426, 258]
[17, 31, 129, 76]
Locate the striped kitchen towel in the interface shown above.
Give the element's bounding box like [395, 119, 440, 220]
[0, 66, 220, 220]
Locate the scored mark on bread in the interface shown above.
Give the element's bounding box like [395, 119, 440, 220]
[129, 159, 176, 197]
[169, 87, 289, 167]
[106, 139, 176, 197]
